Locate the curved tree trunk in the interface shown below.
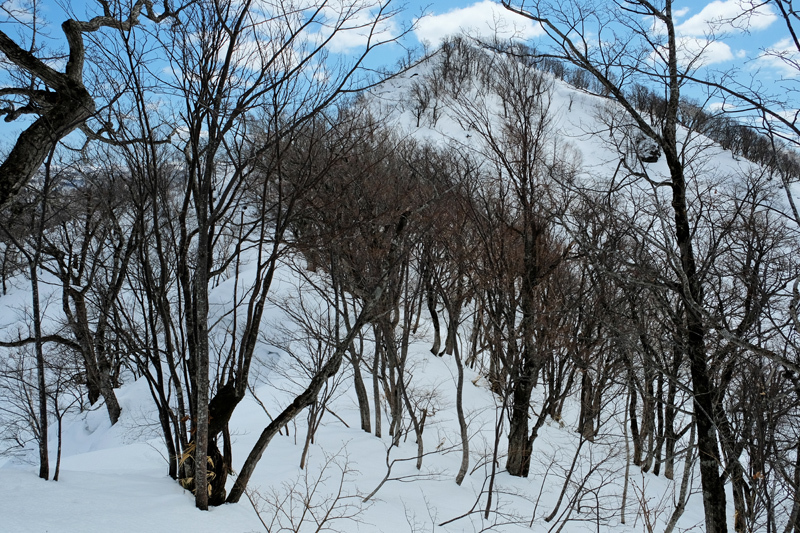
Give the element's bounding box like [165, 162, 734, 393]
[0, 28, 96, 207]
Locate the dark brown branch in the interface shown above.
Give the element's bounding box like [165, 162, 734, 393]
[0, 333, 80, 351]
[0, 2, 184, 207]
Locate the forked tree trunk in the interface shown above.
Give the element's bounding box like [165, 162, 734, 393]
[341, 293, 371, 433]
[227, 212, 409, 502]
[226, 294, 375, 503]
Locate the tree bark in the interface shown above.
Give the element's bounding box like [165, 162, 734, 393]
[0, 30, 96, 207]
[506, 358, 536, 477]
[454, 341, 469, 485]
[31, 257, 48, 480]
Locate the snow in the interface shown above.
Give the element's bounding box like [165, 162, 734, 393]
[0, 301, 707, 532]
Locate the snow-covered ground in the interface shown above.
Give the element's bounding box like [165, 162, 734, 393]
[0, 337, 706, 532]
[0, 264, 706, 532]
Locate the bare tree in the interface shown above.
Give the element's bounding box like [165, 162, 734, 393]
[445, 47, 577, 478]
[81, 0, 412, 509]
[0, 0, 184, 207]
[499, 1, 732, 529]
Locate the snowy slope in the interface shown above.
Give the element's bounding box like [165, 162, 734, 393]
[0, 262, 706, 532]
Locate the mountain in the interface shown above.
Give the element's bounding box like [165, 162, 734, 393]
[1, 37, 795, 532]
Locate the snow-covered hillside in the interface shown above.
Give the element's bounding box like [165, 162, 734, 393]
[2, 38, 796, 533]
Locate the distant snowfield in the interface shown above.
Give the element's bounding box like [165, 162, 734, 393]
[2, 52, 763, 532]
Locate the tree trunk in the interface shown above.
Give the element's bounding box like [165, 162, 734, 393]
[372, 340, 382, 438]
[61, 287, 122, 425]
[30, 258, 48, 480]
[629, 378, 642, 466]
[506, 359, 536, 477]
[664, 2, 727, 526]
[226, 307, 370, 503]
[442, 298, 462, 357]
[454, 341, 469, 485]
[664, 344, 681, 480]
[653, 370, 665, 476]
[426, 285, 441, 355]
[579, 369, 595, 442]
[227, 206, 407, 503]
[671, 161, 727, 531]
[640, 373, 655, 472]
[664, 420, 696, 533]
[0, 81, 95, 207]
[348, 342, 371, 433]
[192, 163, 212, 510]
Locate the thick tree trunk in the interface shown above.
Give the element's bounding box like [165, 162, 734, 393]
[664, 2, 727, 526]
[629, 379, 642, 466]
[62, 288, 122, 425]
[426, 287, 441, 355]
[579, 369, 595, 442]
[506, 360, 536, 477]
[97, 374, 122, 426]
[0, 90, 94, 207]
[179, 437, 226, 506]
[670, 159, 727, 532]
[466, 301, 483, 369]
[0, 27, 99, 207]
[442, 299, 462, 357]
[640, 374, 655, 472]
[341, 301, 370, 433]
[506, 205, 546, 478]
[192, 162, 212, 510]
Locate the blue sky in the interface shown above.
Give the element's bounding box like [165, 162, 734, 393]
[408, 0, 792, 78]
[4, 0, 790, 78]
[0, 0, 795, 139]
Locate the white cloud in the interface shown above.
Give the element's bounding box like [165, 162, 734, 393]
[678, 37, 735, 66]
[651, 37, 735, 69]
[755, 37, 800, 76]
[646, 1, 776, 68]
[677, 0, 777, 36]
[303, 0, 400, 54]
[0, 0, 35, 23]
[707, 101, 739, 113]
[413, 1, 543, 48]
[674, 7, 691, 18]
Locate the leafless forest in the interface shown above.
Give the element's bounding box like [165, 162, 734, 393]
[1, 2, 800, 532]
